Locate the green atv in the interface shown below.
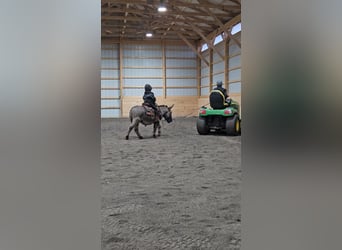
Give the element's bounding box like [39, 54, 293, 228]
[196, 99, 241, 136]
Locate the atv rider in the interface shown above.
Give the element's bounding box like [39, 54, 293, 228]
[209, 81, 231, 109]
[143, 84, 161, 119]
[214, 81, 228, 99]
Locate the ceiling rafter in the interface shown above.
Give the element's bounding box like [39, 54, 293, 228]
[101, 0, 241, 42]
[173, 29, 210, 66]
[185, 20, 225, 60]
[199, 0, 241, 48]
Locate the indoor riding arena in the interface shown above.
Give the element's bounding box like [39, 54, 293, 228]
[101, 1, 241, 249]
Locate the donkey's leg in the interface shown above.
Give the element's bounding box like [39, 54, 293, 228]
[134, 121, 143, 139]
[157, 122, 161, 137]
[153, 122, 158, 138]
[126, 118, 139, 140]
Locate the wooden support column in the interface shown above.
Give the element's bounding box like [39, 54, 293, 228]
[162, 40, 166, 98]
[209, 48, 213, 91]
[119, 39, 123, 117]
[197, 46, 201, 97]
[224, 37, 230, 92]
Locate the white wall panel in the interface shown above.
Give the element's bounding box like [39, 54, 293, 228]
[123, 49, 162, 57]
[166, 88, 197, 96]
[229, 69, 241, 81]
[166, 59, 196, 67]
[166, 79, 197, 87]
[101, 109, 120, 118]
[101, 69, 119, 78]
[165, 50, 196, 58]
[201, 87, 210, 96]
[123, 88, 163, 97]
[229, 43, 241, 55]
[123, 78, 162, 87]
[213, 61, 225, 72]
[101, 89, 119, 97]
[229, 55, 241, 68]
[101, 59, 119, 68]
[124, 44, 161, 50]
[102, 45, 120, 118]
[101, 80, 119, 88]
[229, 82, 241, 93]
[123, 58, 162, 67]
[166, 69, 197, 77]
[213, 73, 225, 83]
[101, 99, 120, 107]
[123, 68, 162, 77]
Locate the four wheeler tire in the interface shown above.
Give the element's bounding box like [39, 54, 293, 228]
[225, 114, 240, 136]
[197, 117, 209, 135]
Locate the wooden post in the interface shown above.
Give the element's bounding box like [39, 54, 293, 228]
[225, 37, 230, 93]
[209, 47, 213, 91]
[162, 40, 166, 98]
[119, 39, 123, 117]
[197, 44, 201, 97]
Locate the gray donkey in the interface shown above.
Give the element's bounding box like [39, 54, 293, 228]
[125, 104, 174, 140]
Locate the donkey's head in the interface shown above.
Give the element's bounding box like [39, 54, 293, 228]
[160, 104, 174, 123]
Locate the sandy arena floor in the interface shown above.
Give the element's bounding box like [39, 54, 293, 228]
[101, 117, 241, 250]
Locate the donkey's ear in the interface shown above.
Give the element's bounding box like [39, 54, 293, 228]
[169, 104, 174, 109]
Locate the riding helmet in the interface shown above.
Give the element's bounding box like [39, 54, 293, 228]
[144, 84, 152, 91]
[216, 81, 223, 87]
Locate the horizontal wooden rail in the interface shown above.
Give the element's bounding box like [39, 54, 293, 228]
[213, 60, 225, 65]
[166, 57, 197, 60]
[123, 76, 163, 79]
[228, 79, 241, 84]
[123, 66, 162, 69]
[228, 66, 241, 71]
[101, 97, 120, 100]
[166, 86, 197, 89]
[166, 66, 197, 70]
[101, 77, 120, 80]
[229, 52, 241, 58]
[101, 57, 119, 60]
[212, 71, 225, 76]
[101, 87, 120, 90]
[101, 106, 120, 110]
[122, 47, 162, 52]
[101, 67, 119, 70]
[165, 76, 196, 79]
[123, 56, 162, 59]
[123, 86, 163, 89]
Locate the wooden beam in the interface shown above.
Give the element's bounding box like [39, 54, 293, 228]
[101, 97, 120, 100]
[103, 0, 241, 10]
[101, 106, 121, 110]
[186, 21, 225, 60]
[225, 38, 229, 92]
[209, 48, 213, 91]
[173, 30, 210, 67]
[206, 14, 241, 41]
[162, 40, 166, 98]
[119, 40, 123, 117]
[227, 31, 241, 48]
[169, 1, 241, 10]
[102, 7, 232, 18]
[200, 1, 241, 48]
[197, 46, 201, 97]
